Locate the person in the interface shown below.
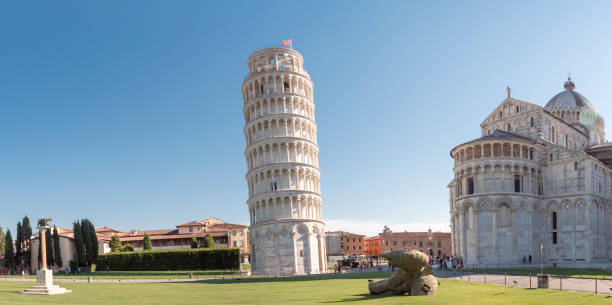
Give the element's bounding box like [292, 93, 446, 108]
[529, 254, 532, 264]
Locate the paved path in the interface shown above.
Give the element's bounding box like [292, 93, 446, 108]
[436, 271, 612, 295]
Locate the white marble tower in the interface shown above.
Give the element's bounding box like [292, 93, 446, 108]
[242, 47, 326, 275]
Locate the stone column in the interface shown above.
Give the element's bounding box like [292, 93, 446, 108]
[491, 208, 498, 264]
[41, 229, 47, 270]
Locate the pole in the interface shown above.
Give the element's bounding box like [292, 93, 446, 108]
[560, 275, 562, 291]
[595, 278, 597, 294]
[529, 274, 531, 288]
[41, 228, 47, 270]
[504, 273, 507, 286]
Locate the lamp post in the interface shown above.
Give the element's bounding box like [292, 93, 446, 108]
[22, 218, 71, 295]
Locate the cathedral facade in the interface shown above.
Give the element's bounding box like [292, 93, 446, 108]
[449, 78, 612, 266]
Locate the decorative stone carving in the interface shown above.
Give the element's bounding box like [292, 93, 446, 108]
[368, 250, 438, 296]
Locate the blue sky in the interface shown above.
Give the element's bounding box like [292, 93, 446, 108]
[2, 1, 612, 236]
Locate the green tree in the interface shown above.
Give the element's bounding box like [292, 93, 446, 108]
[45, 227, 54, 268]
[21, 216, 32, 271]
[88, 220, 98, 263]
[382, 225, 392, 234]
[122, 244, 134, 252]
[53, 226, 62, 267]
[15, 222, 22, 271]
[143, 232, 152, 251]
[202, 233, 216, 249]
[73, 220, 86, 266]
[191, 237, 199, 249]
[81, 219, 98, 265]
[110, 235, 122, 252]
[4, 230, 15, 274]
[0, 227, 5, 254]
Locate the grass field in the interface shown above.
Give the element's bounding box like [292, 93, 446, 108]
[472, 268, 612, 278]
[0, 272, 610, 304]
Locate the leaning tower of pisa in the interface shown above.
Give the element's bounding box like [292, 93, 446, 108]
[242, 47, 326, 275]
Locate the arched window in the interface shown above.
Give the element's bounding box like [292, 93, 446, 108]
[530, 117, 534, 127]
[551, 211, 558, 244]
[516, 106, 519, 113]
[551, 127, 555, 143]
[507, 123, 512, 132]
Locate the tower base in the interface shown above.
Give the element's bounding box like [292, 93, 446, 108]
[22, 269, 72, 295]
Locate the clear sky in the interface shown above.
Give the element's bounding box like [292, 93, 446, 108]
[2, 1, 612, 236]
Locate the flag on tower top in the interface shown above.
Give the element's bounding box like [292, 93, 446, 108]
[281, 39, 291, 46]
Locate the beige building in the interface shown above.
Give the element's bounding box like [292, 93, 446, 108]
[243, 47, 326, 275]
[450, 78, 612, 267]
[30, 227, 111, 273]
[96, 218, 250, 260]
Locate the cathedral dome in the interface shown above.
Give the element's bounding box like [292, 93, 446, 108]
[545, 77, 594, 110]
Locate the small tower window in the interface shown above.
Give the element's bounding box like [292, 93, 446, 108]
[574, 162, 578, 171]
[552, 232, 558, 244]
[507, 123, 512, 132]
[499, 111, 503, 118]
[530, 117, 534, 127]
[516, 106, 519, 113]
[514, 175, 521, 192]
[467, 177, 474, 194]
[550, 154, 553, 162]
[552, 212, 557, 230]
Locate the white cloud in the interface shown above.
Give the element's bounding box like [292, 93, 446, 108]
[325, 218, 450, 237]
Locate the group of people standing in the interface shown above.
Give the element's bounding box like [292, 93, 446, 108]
[431, 255, 463, 271]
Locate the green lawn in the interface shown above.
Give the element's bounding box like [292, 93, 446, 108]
[0, 272, 609, 304]
[472, 268, 612, 278]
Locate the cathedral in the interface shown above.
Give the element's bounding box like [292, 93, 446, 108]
[449, 78, 612, 267]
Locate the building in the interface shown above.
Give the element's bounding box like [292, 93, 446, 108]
[243, 47, 326, 275]
[325, 231, 366, 257]
[324, 232, 344, 257]
[364, 236, 382, 257]
[30, 227, 111, 272]
[449, 78, 612, 266]
[379, 229, 451, 257]
[96, 218, 249, 259]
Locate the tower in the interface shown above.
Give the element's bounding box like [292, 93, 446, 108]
[242, 47, 326, 275]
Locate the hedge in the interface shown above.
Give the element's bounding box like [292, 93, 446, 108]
[97, 248, 241, 271]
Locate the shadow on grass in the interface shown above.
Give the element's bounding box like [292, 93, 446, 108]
[175, 272, 393, 285]
[319, 293, 388, 303]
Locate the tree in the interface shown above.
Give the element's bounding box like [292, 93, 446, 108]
[202, 233, 216, 249]
[73, 221, 86, 266]
[110, 235, 122, 252]
[87, 220, 98, 263]
[53, 226, 62, 267]
[21, 216, 32, 272]
[81, 219, 98, 265]
[143, 232, 152, 251]
[0, 227, 5, 254]
[382, 225, 392, 234]
[191, 237, 199, 249]
[4, 230, 15, 273]
[15, 222, 22, 271]
[45, 227, 54, 268]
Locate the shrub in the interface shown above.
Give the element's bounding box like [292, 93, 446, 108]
[97, 248, 240, 271]
[69, 259, 79, 274]
[122, 244, 134, 252]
